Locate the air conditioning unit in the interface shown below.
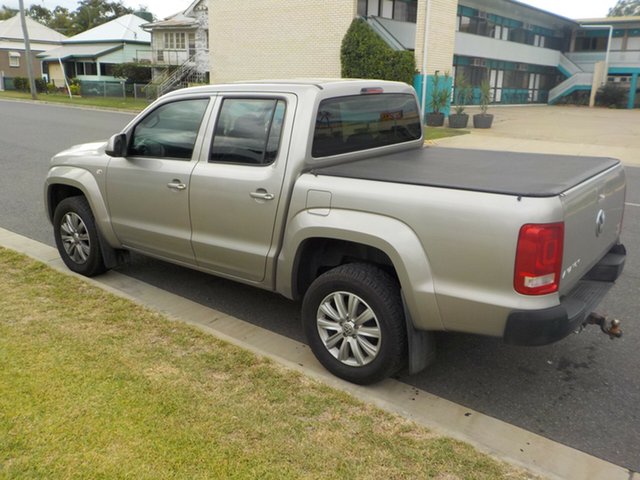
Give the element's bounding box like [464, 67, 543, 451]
[472, 58, 487, 67]
[477, 11, 488, 19]
[517, 63, 529, 71]
[523, 23, 532, 30]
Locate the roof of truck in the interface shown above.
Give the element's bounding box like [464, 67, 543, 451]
[161, 79, 415, 99]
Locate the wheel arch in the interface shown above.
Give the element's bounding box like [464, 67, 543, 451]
[45, 166, 119, 248]
[277, 209, 443, 331]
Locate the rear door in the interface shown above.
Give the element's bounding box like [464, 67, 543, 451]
[189, 93, 295, 282]
[106, 97, 211, 264]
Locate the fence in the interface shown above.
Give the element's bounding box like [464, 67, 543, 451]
[79, 81, 153, 100]
[1, 77, 155, 100]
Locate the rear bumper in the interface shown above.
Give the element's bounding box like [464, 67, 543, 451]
[503, 244, 626, 346]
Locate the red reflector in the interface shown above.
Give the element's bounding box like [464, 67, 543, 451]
[360, 87, 384, 95]
[514, 222, 564, 295]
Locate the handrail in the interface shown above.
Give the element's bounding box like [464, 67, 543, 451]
[549, 72, 593, 103]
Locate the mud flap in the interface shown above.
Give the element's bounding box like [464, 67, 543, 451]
[402, 292, 436, 375]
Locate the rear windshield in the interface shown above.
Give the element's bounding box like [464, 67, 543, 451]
[312, 93, 421, 158]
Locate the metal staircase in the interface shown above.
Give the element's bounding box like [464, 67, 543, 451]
[549, 54, 593, 104]
[144, 55, 207, 99]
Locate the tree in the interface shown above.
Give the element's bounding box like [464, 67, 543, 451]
[0, 5, 17, 20]
[341, 19, 416, 85]
[28, 4, 52, 25]
[48, 6, 74, 35]
[71, 0, 134, 35]
[608, 0, 640, 16]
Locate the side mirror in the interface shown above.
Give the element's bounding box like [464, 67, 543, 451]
[105, 133, 127, 157]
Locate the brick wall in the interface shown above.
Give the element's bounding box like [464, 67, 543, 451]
[414, 0, 458, 76]
[209, 0, 357, 83]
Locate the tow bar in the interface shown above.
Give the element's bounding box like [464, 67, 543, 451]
[583, 313, 623, 339]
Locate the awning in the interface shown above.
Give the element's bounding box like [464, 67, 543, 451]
[38, 43, 122, 62]
[9, 51, 20, 57]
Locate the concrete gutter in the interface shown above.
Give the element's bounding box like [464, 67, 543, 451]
[0, 226, 635, 480]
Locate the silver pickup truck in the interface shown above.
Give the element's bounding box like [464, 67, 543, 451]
[44, 80, 626, 384]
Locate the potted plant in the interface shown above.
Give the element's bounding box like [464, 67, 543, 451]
[426, 71, 450, 127]
[473, 79, 494, 129]
[448, 75, 472, 129]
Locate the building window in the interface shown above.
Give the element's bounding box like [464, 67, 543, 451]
[100, 63, 116, 76]
[393, 0, 417, 22]
[9, 52, 20, 68]
[163, 32, 187, 50]
[357, 0, 417, 22]
[575, 35, 608, 52]
[357, 0, 367, 16]
[76, 62, 97, 76]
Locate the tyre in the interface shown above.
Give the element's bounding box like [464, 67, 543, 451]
[53, 196, 107, 277]
[302, 263, 407, 384]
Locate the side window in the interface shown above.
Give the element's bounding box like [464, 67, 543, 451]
[129, 98, 209, 160]
[210, 98, 286, 165]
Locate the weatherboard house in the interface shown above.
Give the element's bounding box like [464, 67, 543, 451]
[39, 13, 151, 89]
[209, 0, 640, 108]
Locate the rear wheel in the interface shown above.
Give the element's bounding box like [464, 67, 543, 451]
[53, 196, 107, 277]
[302, 263, 407, 384]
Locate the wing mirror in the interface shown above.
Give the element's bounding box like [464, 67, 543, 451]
[105, 133, 127, 157]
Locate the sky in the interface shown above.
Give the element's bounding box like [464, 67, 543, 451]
[2, 0, 620, 22]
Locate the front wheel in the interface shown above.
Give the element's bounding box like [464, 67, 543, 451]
[53, 196, 106, 277]
[302, 263, 407, 384]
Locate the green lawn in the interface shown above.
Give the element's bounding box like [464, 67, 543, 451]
[425, 127, 470, 141]
[0, 248, 535, 479]
[0, 90, 150, 112]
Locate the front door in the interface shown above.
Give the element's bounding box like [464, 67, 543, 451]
[106, 97, 210, 264]
[189, 95, 293, 282]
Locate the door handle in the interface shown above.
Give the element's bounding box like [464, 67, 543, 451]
[250, 190, 275, 201]
[167, 180, 187, 191]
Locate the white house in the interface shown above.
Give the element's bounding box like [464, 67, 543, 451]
[39, 14, 151, 88]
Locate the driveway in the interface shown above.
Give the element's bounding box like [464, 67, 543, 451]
[436, 105, 640, 166]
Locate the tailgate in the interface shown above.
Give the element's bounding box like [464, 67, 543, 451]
[559, 163, 626, 294]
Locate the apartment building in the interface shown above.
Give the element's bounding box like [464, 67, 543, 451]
[209, 0, 640, 109]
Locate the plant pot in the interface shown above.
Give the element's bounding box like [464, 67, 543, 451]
[448, 113, 469, 129]
[426, 112, 445, 127]
[473, 113, 494, 129]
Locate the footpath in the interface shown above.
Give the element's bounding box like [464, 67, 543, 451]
[434, 105, 640, 167]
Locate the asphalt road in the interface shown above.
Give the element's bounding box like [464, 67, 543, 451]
[1, 99, 638, 472]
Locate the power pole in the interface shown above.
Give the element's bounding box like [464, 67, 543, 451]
[18, 0, 37, 100]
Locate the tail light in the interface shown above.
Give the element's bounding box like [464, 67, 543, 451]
[514, 223, 564, 295]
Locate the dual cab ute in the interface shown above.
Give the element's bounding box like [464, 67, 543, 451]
[45, 80, 626, 384]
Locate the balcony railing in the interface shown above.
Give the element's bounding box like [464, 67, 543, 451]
[134, 49, 209, 66]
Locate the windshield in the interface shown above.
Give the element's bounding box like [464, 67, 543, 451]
[312, 93, 421, 158]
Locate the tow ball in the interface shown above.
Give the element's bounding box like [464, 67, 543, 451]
[583, 313, 623, 339]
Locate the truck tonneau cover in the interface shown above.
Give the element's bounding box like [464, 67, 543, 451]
[314, 146, 620, 197]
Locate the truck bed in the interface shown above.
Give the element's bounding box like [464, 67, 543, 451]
[313, 146, 620, 197]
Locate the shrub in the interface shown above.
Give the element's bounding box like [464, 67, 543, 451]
[35, 78, 47, 93]
[12, 76, 27, 91]
[69, 84, 81, 96]
[341, 18, 416, 85]
[112, 62, 152, 83]
[596, 83, 628, 108]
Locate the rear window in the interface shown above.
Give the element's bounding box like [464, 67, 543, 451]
[312, 93, 421, 158]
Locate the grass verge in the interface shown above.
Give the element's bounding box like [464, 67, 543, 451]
[0, 248, 534, 479]
[0, 91, 149, 112]
[425, 127, 470, 141]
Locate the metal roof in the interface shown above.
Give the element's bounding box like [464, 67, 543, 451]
[37, 43, 122, 61]
[64, 14, 150, 45]
[0, 15, 67, 43]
